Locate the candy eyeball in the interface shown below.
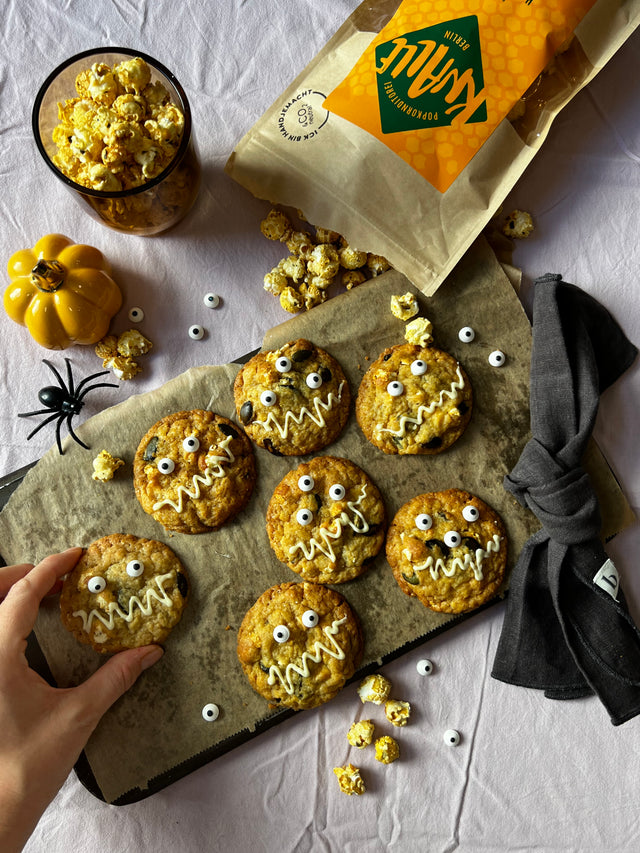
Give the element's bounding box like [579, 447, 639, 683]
[157, 457, 175, 474]
[329, 483, 346, 501]
[296, 508, 314, 526]
[410, 359, 428, 376]
[444, 530, 462, 548]
[417, 658, 434, 676]
[260, 390, 277, 406]
[462, 504, 480, 522]
[306, 372, 323, 389]
[202, 703, 220, 721]
[88, 576, 107, 593]
[415, 513, 433, 531]
[488, 350, 506, 367]
[387, 380, 404, 397]
[126, 560, 144, 578]
[189, 324, 205, 340]
[302, 609, 319, 628]
[298, 474, 314, 492]
[273, 625, 290, 643]
[128, 306, 144, 322]
[444, 729, 461, 746]
[275, 356, 292, 373]
[203, 292, 220, 309]
[458, 326, 475, 343]
[183, 436, 200, 453]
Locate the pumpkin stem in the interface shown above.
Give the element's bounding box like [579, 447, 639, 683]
[31, 260, 66, 293]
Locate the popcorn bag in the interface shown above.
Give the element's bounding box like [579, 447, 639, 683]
[226, 0, 640, 296]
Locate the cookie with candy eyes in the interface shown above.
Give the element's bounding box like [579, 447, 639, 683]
[356, 343, 472, 455]
[386, 489, 507, 614]
[233, 339, 351, 456]
[237, 581, 363, 710]
[266, 456, 386, 584]
[60, 534, 189, 654]
[133, 409, 256, 534]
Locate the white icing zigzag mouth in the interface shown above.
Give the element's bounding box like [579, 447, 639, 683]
[402, 533, 502, 582]
[254, 382, 345, 438]
[73, 571, 175, 633]
[266, 616, 347, 695]
[152, 435, 235, 513]
[288, 483, 370, 564]
[378, 365, 465, 438]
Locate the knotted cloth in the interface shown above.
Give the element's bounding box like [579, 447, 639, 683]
[491, 274, 640, 724]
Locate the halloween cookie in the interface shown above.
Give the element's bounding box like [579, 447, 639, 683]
[356, 343, 472, 455]
[386, 489, 507, 614]
[60, 533, 189, 653]
[234, 339, 350, 456]
[266, 456, 386, 584]
[133, 410, 256, 534]
[237, 582, 363, 710]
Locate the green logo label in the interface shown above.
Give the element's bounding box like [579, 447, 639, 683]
[375, 16, 487, 133]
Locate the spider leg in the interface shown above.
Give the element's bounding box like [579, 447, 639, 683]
[75, 369, 116, 397]
[77, 380, 120, 402]
[66, 412, 90, 450]
[42, 359, 67, 391]
[23, 412, 62, 441]
[64, 357, 75, 397]
[18, 407, 56, 418]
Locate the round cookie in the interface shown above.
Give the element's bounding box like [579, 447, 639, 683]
[60, 534, 189, 653]
[356, 343, 472, 455]
[266, 456, 386, 584]
[133, 410, 256, 534]
[237, 582, 363, 710]
[233, 339, 351, 456]
[386, 489, 507, 614]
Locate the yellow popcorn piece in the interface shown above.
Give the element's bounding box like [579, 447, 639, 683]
[375, 735, 400, 764]
[102, 355, 141, 381]
[94, 335, 119, 359]
[315, 226, 341, 244]
[385, 699, 411, 727]
[333, 764, 366, 795]
[92, 450, 125, 482]
[307, 243, 340, 279]
[343, 270, 366, 290]
[263, 268, 289, 296]
[298, 281, 328, 310]
[339, 245, 367, 270]
[279, 286, 303, 314]
[117, 329, 153, 357]
[113, 57, 152, 94]
[281, 254, 306, 283]
[390, 292, 419, 321]
[357, 673, 391, 705]
[404, 317, 433, 347]
[502, 209, 535, 239]
[347, 719, 375, 749]
[367, 253, 390, 276]
[260, 208, 292, 241]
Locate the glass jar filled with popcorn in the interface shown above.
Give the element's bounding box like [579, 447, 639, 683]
[32, 48, 200, 236]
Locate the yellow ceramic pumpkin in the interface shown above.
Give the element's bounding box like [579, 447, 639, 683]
[4, 233, 122, 349]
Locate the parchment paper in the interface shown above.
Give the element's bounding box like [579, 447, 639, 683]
[0, 237, 629, 804]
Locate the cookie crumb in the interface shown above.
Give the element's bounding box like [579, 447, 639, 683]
[91, 450, 125, 482]
[375, 735, 400, 764]
[385, 699, 411, 727]
[347, 719, 375, 749]
[333, 763, 366, 795]
[358, 673, 391, 705]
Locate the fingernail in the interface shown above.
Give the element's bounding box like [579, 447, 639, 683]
[140, 646, 164, 671]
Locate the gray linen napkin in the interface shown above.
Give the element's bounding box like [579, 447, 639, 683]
[491, 274, 639, 724]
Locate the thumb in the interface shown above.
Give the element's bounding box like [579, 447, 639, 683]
[72, 645, 164, 727]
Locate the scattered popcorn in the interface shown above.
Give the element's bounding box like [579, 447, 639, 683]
[343, 270, 366, 290]
[404, 317, 433, 347]
[281, 254, 306, 283]
[94, 335, 119, 359]
[502, 209, 535, 239]
[347, 719, 375, 749]
[307, 243, 340, 279]
[358, 673, 392, 705]
[339, 245, 368, 270]
[390, 292, 419, 321]
[91, 450, 125, 482]
[263, 268, 289, 296]
[298, 281, 327, 310]
[315, 226, 341, 243]
[96, 329, 154, 379]
[260, 208, 292, 242]
[116, 329, 152, 357]
[286, 230, 315, 259]
[367, 253, 391, 276]
[385, 699, 411, 727]
[333, 763, 366, 795]
[103, 355, 141, 380]
[279, 285, 303, 314]
[374, 735, 400, 765]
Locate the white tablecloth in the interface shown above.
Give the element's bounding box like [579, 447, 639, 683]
[1, 2, 640, 851]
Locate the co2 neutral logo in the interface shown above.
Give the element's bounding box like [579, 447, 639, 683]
[278, 90, 330, 142]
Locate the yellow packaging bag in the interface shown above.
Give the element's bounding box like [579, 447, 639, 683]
[324, 0, 597, 192]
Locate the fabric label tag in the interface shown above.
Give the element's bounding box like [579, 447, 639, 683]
[593, 558, 619, 601]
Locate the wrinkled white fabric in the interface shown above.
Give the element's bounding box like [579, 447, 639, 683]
[0, 2, 639, 851]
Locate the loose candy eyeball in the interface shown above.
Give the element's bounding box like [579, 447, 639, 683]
[128, 307, 144, 322]
[444, 729, 461, 746]
[488, 350, 506, 367]
[189, 324, 205, 340]
[458, 326, 475, 343]
[203, 292, 220, 309]
[202, 703, 220, 722]
[417, 658, 433, 676]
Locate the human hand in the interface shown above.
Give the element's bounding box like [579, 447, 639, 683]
[0, 548, 164, 852]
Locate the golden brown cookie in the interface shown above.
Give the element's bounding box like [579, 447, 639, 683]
[133, 410, 256, 534]
[233, 339, 350, 456]
[386, 489, 507, 613]
[266, 456, 386, 583]
[60, 534, 189, 653]
[237, 582, 363, 710]
[356, 343, 472, 455]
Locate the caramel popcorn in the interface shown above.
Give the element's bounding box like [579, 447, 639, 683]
[347, 719, 375, 749]
[339, 245, 368, 270]
[94, 335, 119, 359]
[260, 208, 292, 242]
[103, 355, 141, 380]
[52, 57, 185, 192]
[404, 317, 433, 347]
[357, 673, 391, 705]
[374, 736, 400, 765]
[385, 699, 411, 727]
[279, 285, 303, 314]
[116, 329, 153, 357]
[91, 450, 125, 482]
[333, 764, 366, 795]
[502, 209, 535, 239]
[390, 292, 419, 321]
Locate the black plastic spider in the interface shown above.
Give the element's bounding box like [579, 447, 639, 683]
[18, 358, 118, 455]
